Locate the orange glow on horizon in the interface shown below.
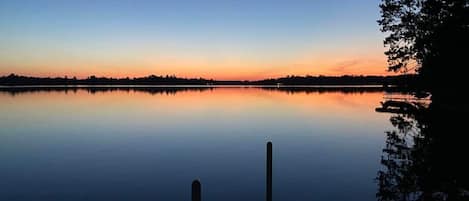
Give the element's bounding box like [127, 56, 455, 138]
[0, 62, 391, 81]
[0, 48, 391, 80]
[0, 69, 392, 81]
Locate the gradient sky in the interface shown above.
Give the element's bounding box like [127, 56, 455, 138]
[0, 0, 389, 80]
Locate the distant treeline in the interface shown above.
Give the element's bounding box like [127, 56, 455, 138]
[251, 75, 417, 86]
[0, 74, 214, 85]
[0, 73, 418, 86]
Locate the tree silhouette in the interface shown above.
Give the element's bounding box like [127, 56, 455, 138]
[378, 0, 469, 92]
[0, 74, 415, 86]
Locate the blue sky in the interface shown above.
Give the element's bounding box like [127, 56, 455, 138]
[0, 0, 388, 80]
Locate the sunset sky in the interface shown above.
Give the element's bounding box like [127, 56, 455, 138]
[0, 0, 390, 80]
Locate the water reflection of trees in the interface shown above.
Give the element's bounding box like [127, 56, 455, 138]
[376, 98, 469, 201]
[261, 86, 387, 94]
[0, 87, 214, 96]
[0, 86, 397, 96]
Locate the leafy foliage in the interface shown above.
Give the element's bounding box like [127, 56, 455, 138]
[378, 0, 469, 78]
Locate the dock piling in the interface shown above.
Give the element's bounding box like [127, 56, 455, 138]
[192, 179, 201, 201]
[266, 141, 272, 201]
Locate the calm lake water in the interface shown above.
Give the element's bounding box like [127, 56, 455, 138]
[0, 86, 398, 201]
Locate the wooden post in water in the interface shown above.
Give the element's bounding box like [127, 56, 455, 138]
[266, 141, 272, 201]
[192, 179, 201, 201]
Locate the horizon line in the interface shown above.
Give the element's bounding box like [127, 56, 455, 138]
[2, 72, 405, 82]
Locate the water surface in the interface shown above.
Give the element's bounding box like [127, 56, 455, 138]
[0, 87, 395, 201]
